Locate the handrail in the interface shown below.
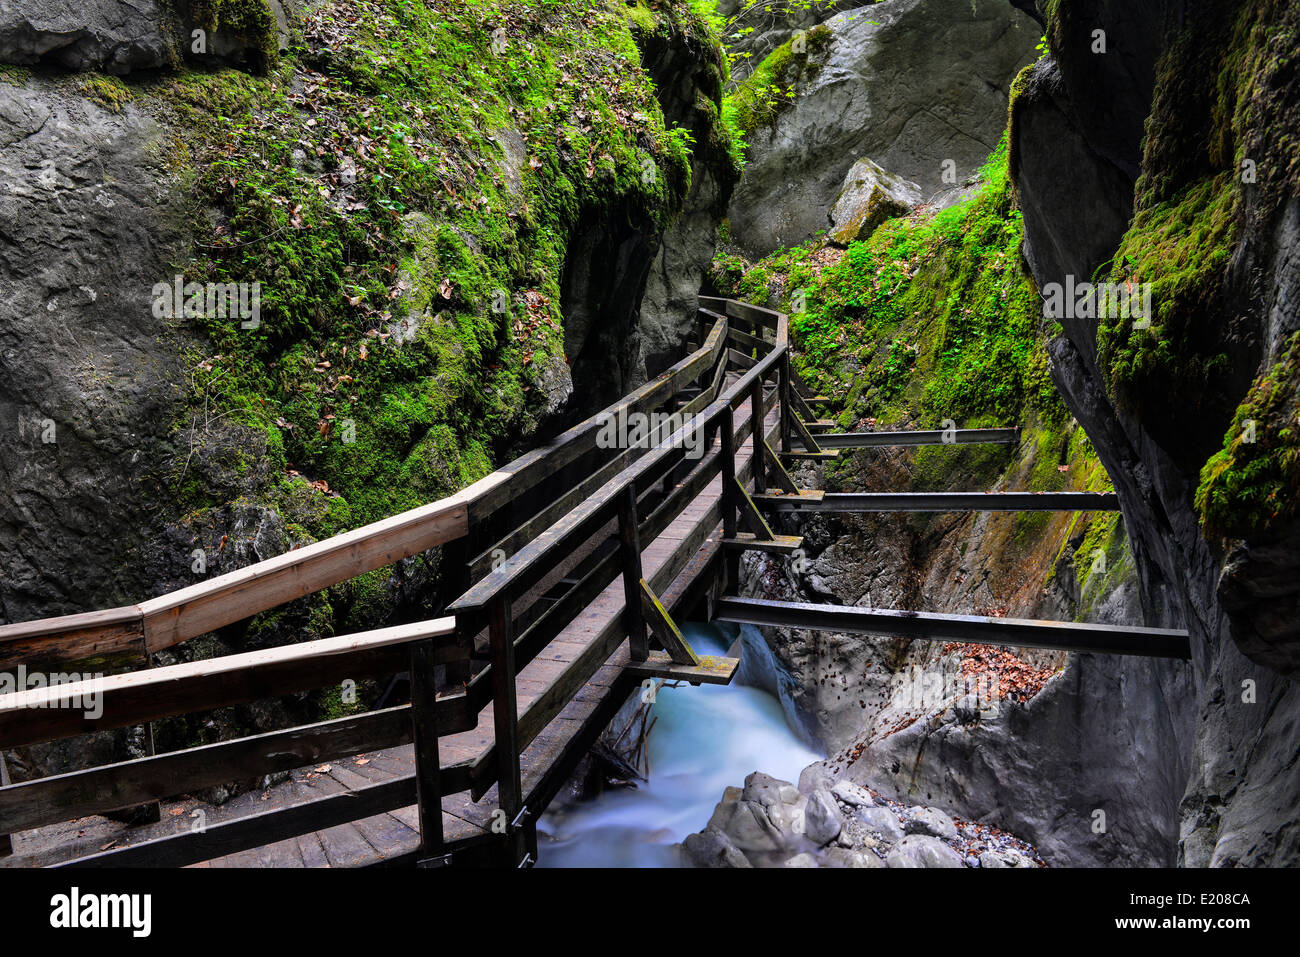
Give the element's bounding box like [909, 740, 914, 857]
[0, 310, 736, 666]
[448, 305, 788, 621]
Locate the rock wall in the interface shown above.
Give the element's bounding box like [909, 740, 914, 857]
[726, 0, 1039, 258]
[1011, 0, 1300, 865]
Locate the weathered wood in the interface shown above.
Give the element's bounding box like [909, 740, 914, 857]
[727, 326, 772, 355]
[0, 707, 418, 836]
[761, 439, 800, 493]
[721, 533, 803, 555]
[139, 501, 473, 652]
[618, 486, 649, 662]
[789, 407, 826, 455]
[807, 427, 1022, 449]
[0, 619, 461, 749]
[408, 639, 444, 859]
[60, 776, 417, 868]
[751, 382, 767, 495]
[623, 653, 739, 686]
[487, 596, 524, 864]
[733, 478, 776, 540]
[0, 605, 145, 672]
[727, 348, 759, 370]
[758, 491, 1121, 512]
[753, 489, 826, 506]
[639, 580, 699, 666]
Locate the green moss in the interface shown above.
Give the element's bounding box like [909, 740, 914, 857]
[74, 74, 134, 112]
[1195, 332, 1300, 538]
[190, 0, 280, 70]
[723, 23, 831, 139]
[732, 135, 1065, 431]
[151, 0, 724, 539]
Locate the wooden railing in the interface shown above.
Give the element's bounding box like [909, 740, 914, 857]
[0, 296, 796, 867]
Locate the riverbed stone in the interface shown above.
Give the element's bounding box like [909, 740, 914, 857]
[783, 852, 819, 868]
[886, 835, 964, 868]
[853, 806, 905, 844]
[742, 771, 801, 808]
[979, 849, 1035, 869]
[823, 846, 886, 868]
[799, 761, 837, 795]
[831, 780, 875, 808]
[683, 827, 753, 868]
[804, 788, 844, 845]
[905, 806, 960, 841]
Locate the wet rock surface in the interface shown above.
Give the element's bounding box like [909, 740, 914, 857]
[680, 768, 1044, 868]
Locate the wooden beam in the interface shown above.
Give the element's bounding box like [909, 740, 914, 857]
[721, 533, 804, 555]
[761, 440, 800, 493]
[59, 776, 417, 868]
[623, 652, 739, 686]
[0, 618, 461, 749]
[0, 605, 145, 672]
[733, 479, 776, 540]
[639, 579, 699, 666]
[0, 707, 418, 836]
[618, 487, 649, 662]
[756, 491, 1121, 512]
[712, 597, 1192, 659]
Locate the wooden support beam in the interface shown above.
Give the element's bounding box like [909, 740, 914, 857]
[733, 479, 777, 540]
[623, 652, 739, 686]
[756, 491, 1121, 512]
[812, 427, 1021, 449]
[779, 449, 841, 461]
[639, 580, 699, 666]
[753, 489, 825, 505]
[712, 596, 1192, 659]
[789, 408, 827, 454]
[761, 440, 800, 493]
[721, 533, 804, 555]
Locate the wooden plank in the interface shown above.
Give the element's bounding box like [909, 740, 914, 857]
[139, 504, 472, 652]
[721, 533, 804, 555]
[639, 580, 699, 666]
[58, 776, 417, 868]
[407, 639, 444, 859]
[733, 479, 776, 540]
[727, 348, 758, 370]
[618, 487, 649, 661]
[761, 440, 800, 493]
[0, 605, 145, 672]
[623, 653, 739, 686]
[726, 326, 771, 355]
[0, 707, 416, 836]
[0, 619, 462, 748]
[753, 489, 825, 506]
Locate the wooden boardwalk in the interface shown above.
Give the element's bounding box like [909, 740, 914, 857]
[1, 378, 775, 868]
[0, 296, 1188, 868]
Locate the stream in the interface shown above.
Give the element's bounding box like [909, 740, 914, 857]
[537, 622, 822, 867]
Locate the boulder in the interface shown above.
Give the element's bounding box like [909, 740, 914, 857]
[827, 158, 921, 245]
[783, 852, 819, 868]
[886, 835, 965, 868]
[803, 789, 844, 845]
[742, 771, 801, 808]
[905, 806, 960, 842]
[0, 0, 176, 73]
[831, 780, 875, 808]
[799, 761, 837, 795]
[979, 849, 1035, 869]
[852, 806, 905, 844]
[727, 0, 1039, 257]
[823, 846, 885, 869]
[682, 827, 753, 868]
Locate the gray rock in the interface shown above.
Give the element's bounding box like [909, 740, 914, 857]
[682, 827, 753, 868]
[0, 0, 176, 73]
[799, 760, 837, 795]
[710, 800, 787, 854]
[852, 806, 905, 844]
[783, 852, 819, 868]
[886, 835, 964, 868]
[803, 789, 844, 845]
[742, 771, 801, 808]
[827, 157, 921, 245]
[831, 780, 875, 808]
[728, 0, 1039, 257]
[823, 846, 885, 868]
[905, 806, 959, 842]
[979, 849, 1034, 869]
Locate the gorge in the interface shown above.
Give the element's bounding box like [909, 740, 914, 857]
[0, 0, 1296, 872]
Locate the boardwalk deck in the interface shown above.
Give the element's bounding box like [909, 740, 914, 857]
[1, 385, 773, 869]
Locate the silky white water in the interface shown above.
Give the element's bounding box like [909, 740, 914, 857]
[537, 622, 822, 867]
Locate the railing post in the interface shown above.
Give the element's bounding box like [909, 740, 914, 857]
[409, 637, 447, 866]
[779, 351, 793, 453]
[443, 531, 474, 688]
[750, 380, 766, 495]
[0, 753, 11, 857]
[720, 405, 740, 589]
[617, 485, 649, 661]
[488, 595, 526, 866]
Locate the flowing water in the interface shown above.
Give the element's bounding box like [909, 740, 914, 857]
[537, 622, 822, 867]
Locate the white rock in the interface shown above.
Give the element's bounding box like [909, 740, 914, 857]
[886, 835, 965, 868]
